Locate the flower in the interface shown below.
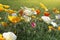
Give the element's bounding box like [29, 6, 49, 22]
[0, 4, 3, 7]
[3, 32, 17, 40]
[50, 22, 58, 27]
[4, 9, 8, 12]
[7, 10, 15, 14]
[31, 15, 36, 19]
[40, 3, 48, 11]
[41, 16, 51, 24]
[48, 26, 54, 31]
[0, 34, 3, 37]
[44, 11, 50, 16]
[0, 7, 4, 12]
[23, 15, 31, 22]
[20, 7, 37, 16]
[55, 15, 60, 19]
[19, 9, 23, 16]
[53, 8, 59, 14]
[1, 22, 8, 27]
[20, 17, 24, 20]
[3, 5, 10, 9]
[48, 26, 53, 29]
[31, 8, 35, 11]
[0, 34, 5, 40]
[36, 9, 40, 15]
[8, 15, 20, 23]
[58, 26, 60, 30]
[31, 22, 36, 28]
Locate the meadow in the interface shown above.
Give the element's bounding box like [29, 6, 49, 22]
[0, 0, 60, 40]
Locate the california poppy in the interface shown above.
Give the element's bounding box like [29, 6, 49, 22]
[8, 15, 20, 24]
[7, 10, 15, 14]
[1, 22, 8, 27]
[36, 9, 40, 15]
[0, 34, 5, 40]
[3, 5, 10, 9]
[19, 9, 23, 16]
[0, 7, 4, 12]
[44, 11, 50, 16]
[53, 8, 59, 14]
[58, 26, 60, 30]
[0, 4, 3, 7]
[40, 3, 48, 11]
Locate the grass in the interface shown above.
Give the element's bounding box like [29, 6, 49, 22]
[0, 0, 60, 40]
[0, 0, 60, 10]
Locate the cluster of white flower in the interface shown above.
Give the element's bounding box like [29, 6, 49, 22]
[3, 32, 17, 40]
[19, 7, 37, 22]
[41, 16, 58, 27]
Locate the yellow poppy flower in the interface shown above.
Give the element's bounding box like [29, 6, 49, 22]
[0, 34, 5, 40]
[31, 15, 36, 19]
[53, 8, 60, 14]
[0, 4, 3, 7]
[1, 22, 8, 27]
[8, 15, 20, 23]
[40, 3, 48, 11]
[58, 26, 60, 30]
[7, 10, 15, 14]
[48, 26, 52, 31]
[48, 26, 53, 29]
[20, 17, 24, 20]
[3, 5, 10, 9]
[31, 8, 35, 11]
[48, 26, 55, 31]
[0, 7, 4, 12]
[4, 9, 8, 12]
[55, 10, 60, 14]
[0, 34, 3, 37]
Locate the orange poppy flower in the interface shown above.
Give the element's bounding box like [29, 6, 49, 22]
[44, 12, 50, 16]
[19, 10, 23, 16]
[36, 9, 40, 15]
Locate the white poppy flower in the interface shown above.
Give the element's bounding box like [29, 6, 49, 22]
[41, 16, 58, 27]
[23, 15, 31, 22]
[41, 16, 51, 24]
[55, 15, 60, 19]
[23, 7, 37, 16]
[23, 9, 32, 16]
[51, 22, 58, 27]
[3, 32, 17, 40]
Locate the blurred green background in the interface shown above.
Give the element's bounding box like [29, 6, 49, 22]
[0, 0, 60, 40]
[0, 0, 60, 10]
